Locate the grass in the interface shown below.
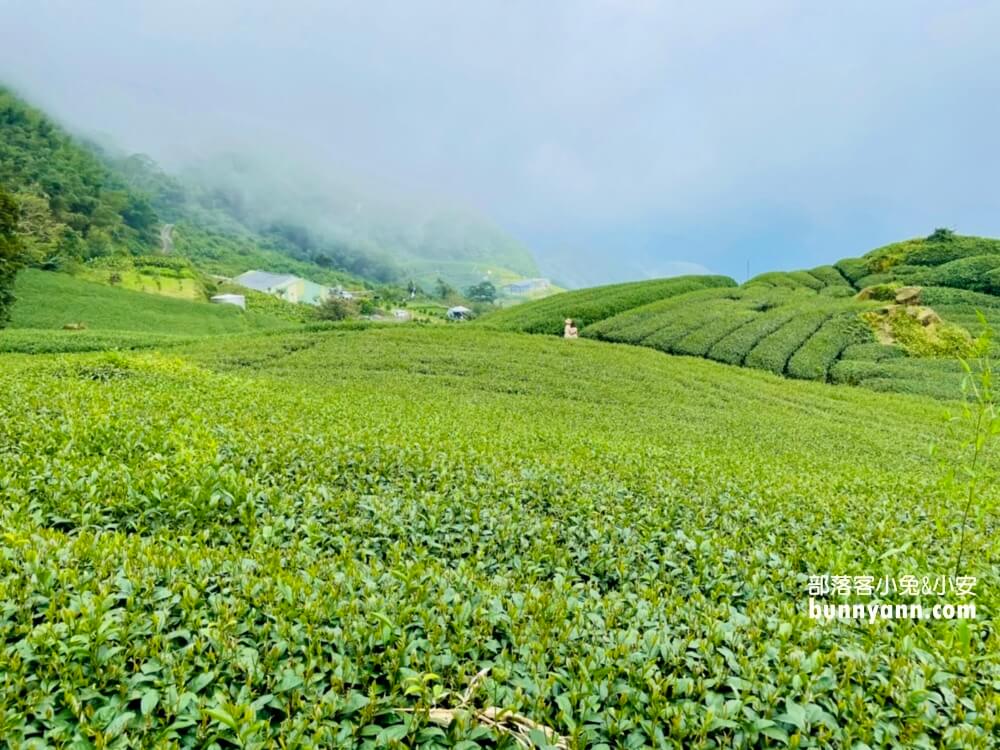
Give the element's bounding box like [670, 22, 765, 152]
[9, 269, 289, 335]
[76, 268, 206, 301]
[0, 325, 997, 747]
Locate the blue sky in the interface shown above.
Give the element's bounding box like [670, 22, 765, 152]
[2, 1, 999, 286]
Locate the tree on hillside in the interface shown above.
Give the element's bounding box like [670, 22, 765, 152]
[928, 227, 956, 242]
[0, 187, 26, 326]
[466, 280, 497, 304]
[317, 295, 356, 321]
[435, 277, 456, 300]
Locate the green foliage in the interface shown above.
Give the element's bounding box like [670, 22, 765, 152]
[0, 328, 196, 353]
[748, 270, 823, 290]
[913, 255, 1000, 294]
[840, 342, 906, 362]
[317, 295, 357, 321]
[483, 275, 736, 335]
[9, 269, 288, 334]
[215, 281, 318, 324]
[0, 185, 25, 325]
[829, 357, 968, 399]
[806, 265, 852, 288]
[592, 284, 877, 381]
[858, 282, 900, 301]
[744, 310, 832, 375]
[853, 272, 895, 289]
[864, 307, 974, 359]
[0, 327, 997, 747]
[465, 280, 497, 304]
[170, 222, 366, 288]
[0, 87, 159, 263]
[928, 227, 956, 242]
[922, 286, 1000, 309]
[863, 234, 1000, 273]
[833, 257, 869, 284]
[786, 313, 871, 380]
[707, 304, 803, 365]
[939, 318, 999, 578]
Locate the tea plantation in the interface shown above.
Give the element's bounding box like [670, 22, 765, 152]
[480, 276, 736, 335]
[485, 234, 1000, 399]
[1, 326, 998, 748]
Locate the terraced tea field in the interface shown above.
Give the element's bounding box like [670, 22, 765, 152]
[1, 326, 997, 748]
[480, 275, 736, 335]
[486, 234, 1000, 400]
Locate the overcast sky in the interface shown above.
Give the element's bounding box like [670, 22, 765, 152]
[2, 1, 999, 285]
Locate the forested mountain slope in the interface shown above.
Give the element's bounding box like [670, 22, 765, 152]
[0, 85, 540, 292]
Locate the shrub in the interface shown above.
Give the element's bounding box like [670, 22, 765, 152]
[853, 272, 895, 289]
[481, 275, 736, 335]
[819, 285, 854, 298]
[317, 295, 358, 321]
[863, 307, 973, 358]
[834, 257, 870, 284]
[918, 255, 1000, 294]
[841, 342, 906, 362]
[1, 327, 996, 746]
[747, 271, 822, 290]
[786, 313, 871, 380]
[707, 306, 803, 365]
[584, 286, 739, 344]
[921, 286, 1000, 308]
[927, 227, 956, 242]
[807, 265, 852, 288]
[857, 283, 900, 301]
[744, 310, 832, 375]
[670, 308, 758, 357]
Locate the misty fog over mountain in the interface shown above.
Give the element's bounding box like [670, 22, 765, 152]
[2, 1, 1000, 285]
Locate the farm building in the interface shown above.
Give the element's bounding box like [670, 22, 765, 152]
[447, 305, 473, 320]
[502, 278, 551, 295]
[233, 270, 330, 305]
[210, 293, 246, 309]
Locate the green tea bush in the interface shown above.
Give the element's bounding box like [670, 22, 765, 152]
[786, 313, 871, 381]
[902, 235, 1000, 266]
[744, 311, 832, 375]
[817, 285, 853, 299]
[833, 257, 869, 284]
[829, 357, 966, 399]
[0, 328, 197, 353]
[583, 286, 740, 344]
[853, 272, 896, 289]
[480, 275, 736, 335]
[921, 286, 1000, 308]
[747, 271, 822, 290]
[0, 327, 996, 748]
[669, 308, 758, 357]
[857, 282, 899, 301]
[915, 256, 1000, 294]
[706, 306, 805, 365]
[806, 265, 852, 288]
[840, 342, 906, 362]
[10, 270, 287, 334]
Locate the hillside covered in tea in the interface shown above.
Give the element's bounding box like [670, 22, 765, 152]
[484, 231, 1000, 399]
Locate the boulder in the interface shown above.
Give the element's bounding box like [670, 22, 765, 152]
[895, 286, 922, 305]
[916, 308, 941, 327]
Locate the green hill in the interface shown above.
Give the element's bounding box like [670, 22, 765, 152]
[479, 274, 737, 334]
[0, 85, 540, 296]
[486, 232, 1000, 398]
[0, 269, 289, 352]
